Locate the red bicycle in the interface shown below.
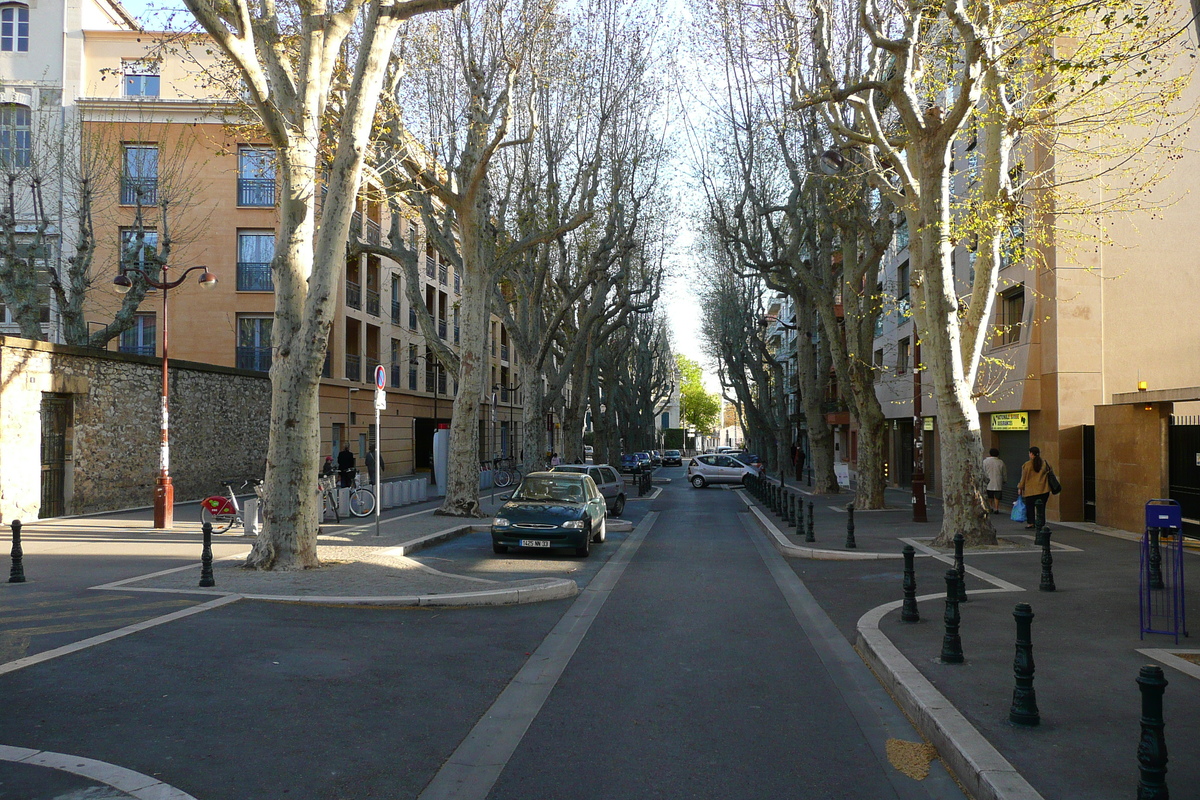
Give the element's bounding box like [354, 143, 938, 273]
[200, 479, 263, 533]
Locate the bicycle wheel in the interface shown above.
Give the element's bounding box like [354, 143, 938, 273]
[494, 469, 513, 489]
[348, 488, 376, 517]
[201, 505, 237, 534]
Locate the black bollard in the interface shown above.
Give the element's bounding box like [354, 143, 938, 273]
[845, 503, 857, 549]
[1034, 498, 1048, 546]
[788, 491, 797, 528]
[806, 501, 815, 543]
[1009, 603, 1040, 726]
[8, 520, 25, 583]
[940, 569, 964, 664]
[1148, 529, 1165, 590]
[199, 522, 216, 587]
[901, 545, 920, 623]
[1137, 665, 1169, 800]
[1039, 528, 1056, 592]
[953, 533, 968, 602]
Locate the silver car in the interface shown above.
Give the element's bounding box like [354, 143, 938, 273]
[549, 464, 626, 515]
[687, 453, 761, 488]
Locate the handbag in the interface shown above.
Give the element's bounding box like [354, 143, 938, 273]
[1010, 496, 1027, 522]
[1046, 466, 1062, 496]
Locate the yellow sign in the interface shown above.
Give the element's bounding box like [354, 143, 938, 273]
[923, 417, 934, 431]
[991, 412, 1029, 431]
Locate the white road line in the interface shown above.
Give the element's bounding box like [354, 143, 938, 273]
[0, 595, 241, 677]
[899, 538, 1026, 592]
[416, 511, 660, 800]
[0, 745, 198, 799]
[90, 551, 251, 590]
[1136, 648, 1200, 681]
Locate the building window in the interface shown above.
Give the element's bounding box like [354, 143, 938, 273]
[408, 344, 418, 391]
[995, 285, 1025, 347]
[238, 146, 276, 206]
[873, 349, 884, 370]
[897, 337, 910, 374]
[237, 315, 273, 372]
[1, 5, 29, 52]
[119, 228, 159, 273]
[236, 231, 274, 291]
[896, 259, 910, 302]
[121, 145, 158, 205]
[122, 60, 160, 97]
[119, 313, 156, 356]
[0, 103, 30, 169]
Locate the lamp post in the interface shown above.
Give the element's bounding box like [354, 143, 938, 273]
[114, 263, 218, 528]
[912, 339, 928, 522]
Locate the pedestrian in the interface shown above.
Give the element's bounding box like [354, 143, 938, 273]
[1017, 446, 1052, 531]
[338, 442, 356, 489]
[550, 451, 561, 467]
[367, 446, 385, 486]
[321, 455, 335, 478]
[794, 443, 806, 482]
[983, 447, 1007, 514]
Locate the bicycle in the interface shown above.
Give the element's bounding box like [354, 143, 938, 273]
[492, 458, 524, 489]
[321, 470, 376, 519]
[200, 479, 264, 534]
[318, 474, 341, 522]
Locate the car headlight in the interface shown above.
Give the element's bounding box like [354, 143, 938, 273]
[562, 519, 585, 529]
[493, 518, 510, 528]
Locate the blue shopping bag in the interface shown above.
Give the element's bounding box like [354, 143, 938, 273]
[1010, 496, 1027, 523]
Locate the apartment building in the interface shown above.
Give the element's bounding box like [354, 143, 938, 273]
[57, 9, 522, 487]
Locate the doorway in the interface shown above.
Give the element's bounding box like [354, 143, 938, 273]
[40, 393, 72, 518]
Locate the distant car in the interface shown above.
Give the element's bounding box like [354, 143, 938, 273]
[649, 450, 663, 466]
[583, 445, 594, 459]
[491, 471, 607, 557]
[727, 452, 764, 470]
[550, 464, 626, 516]
[635, 452, 653, 470]
[662, 449, 683, 467]
[687, 453, 761, 488]
[619, 453, 642, 474]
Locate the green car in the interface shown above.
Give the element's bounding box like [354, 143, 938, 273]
[491, 471, 608, 557]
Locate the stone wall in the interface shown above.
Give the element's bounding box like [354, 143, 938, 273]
[1094, 402, 1169, 535]
[0, 336, 270, 521]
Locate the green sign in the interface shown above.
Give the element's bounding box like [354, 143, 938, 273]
[991, 412, 1029, 431]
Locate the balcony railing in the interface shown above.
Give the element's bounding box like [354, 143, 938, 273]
[323, 352, 331, 378]
[409, 307, 417, 330]
[425, 367, 435, 393]
[409, 366, 417, 391]
[364, 356, 380, 384]
[236, 346, 272, 372]
[119, 344, 155, 357]
[391, 300, 401, 325]
[438, 369, 447, 394]
[391, 364, 401, 388]
[237, 262, 274, 292]
[500, 387, 510, 403]
[345, 353, 361, 382]
[500, 344, 509, 361]
[238, 178, 276, 207]
[120, 178, 158, 206]
[454, 270, 460, 294]
[366, 288, 380, 317]
[438, 264, 447, 285]
[365, 218, 381, 245]
[438, 319, 447, 340]
[425, 256, 436, 279]
[454, 325, 459, 345]
[346, 280, 361, 310]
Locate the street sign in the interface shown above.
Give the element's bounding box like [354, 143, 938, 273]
[375, 388, 386, 410]
[991, 412, 1029, 431]
[374, 364, 387, 390]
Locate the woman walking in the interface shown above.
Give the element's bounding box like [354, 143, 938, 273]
[1017, 446, 1052, 531]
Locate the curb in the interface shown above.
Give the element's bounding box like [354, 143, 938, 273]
[739, 493, 904, 561]
[855, 600, 1043, 800]
[231, 577, 580, 607]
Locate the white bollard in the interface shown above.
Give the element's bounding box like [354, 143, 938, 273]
[388, 482, 399, 508]
[399, 481, 410, 505]
[246, 498, 261, 535]
[417, 481, 428, 502]
[339, 487, 351, 514]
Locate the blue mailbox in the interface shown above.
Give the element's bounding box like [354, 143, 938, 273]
[1145, 499, 1182, 531]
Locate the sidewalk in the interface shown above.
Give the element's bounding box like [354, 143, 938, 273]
[4, 491, 609, 606]
[742, 483, 1200, 800]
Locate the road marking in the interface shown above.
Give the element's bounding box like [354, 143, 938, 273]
[0, 599, 195, 626]
[91, 551, 252, 590]
[0, 595, 241, 677]
[417, 511, 660, 800]
[899, 538, 1026, 592]
[0, 745, 198, 799]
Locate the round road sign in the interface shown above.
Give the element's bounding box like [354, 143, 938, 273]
[374, 364, 387, 390]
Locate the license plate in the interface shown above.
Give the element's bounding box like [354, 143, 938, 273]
[520, 539, 551, 548]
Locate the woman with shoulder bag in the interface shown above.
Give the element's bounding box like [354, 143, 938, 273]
[1017, 446, 1053, 531]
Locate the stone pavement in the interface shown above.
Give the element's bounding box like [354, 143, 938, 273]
[741, 480, 1200, 800]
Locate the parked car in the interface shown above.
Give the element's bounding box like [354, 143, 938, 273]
[662, 449, 683, 467]
[491, 471, 607, 557]
[727, 452, 764, 470]
[687, 453, 761, 488]
[550, 463, 626, 516]
[635, 452, 653, 471]
[619, 453, 643, 474]
[649, 450, 663, 466]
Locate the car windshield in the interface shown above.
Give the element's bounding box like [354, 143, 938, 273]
[512, 478, 585, 503]
[665, 450, 680, 456]
[551, 466, 586, 474]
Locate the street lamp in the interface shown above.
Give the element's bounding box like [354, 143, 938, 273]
[114, 263, 218, 528]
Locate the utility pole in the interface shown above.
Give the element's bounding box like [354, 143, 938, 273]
[912, 339, 927, 523]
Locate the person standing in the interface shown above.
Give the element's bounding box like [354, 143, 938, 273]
[983, 448, 1007, 514]
[338, 442, 356, 489]
[550, 451, 561, 467]
[367, 446, 385, 486]
[1017, 446, 1052, 531]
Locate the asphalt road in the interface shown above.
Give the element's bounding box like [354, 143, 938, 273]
[0, 468, 964, 799]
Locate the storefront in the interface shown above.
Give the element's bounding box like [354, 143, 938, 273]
[988, 411, 1030, 504]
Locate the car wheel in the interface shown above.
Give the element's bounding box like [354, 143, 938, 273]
[492, 542, 508, 554]
[691, 475, 707, 489]
[593, 516, 607, 543]
[575, 526, 591, 557]
[611, 495, 625, 516]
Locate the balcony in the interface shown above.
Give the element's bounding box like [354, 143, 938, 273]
[454, 270, 460, 294]
[501, 387, 510, 403]
[425, 367, 435, 393]
[500, 344, 509, 362]
[425, 256, 436, 279]
[345, 353, 361, 382]
[438, 369, 447, 394]
[120, 178, 157, 206]
[236, 346, 272, 372]
[346, 280, 361, 310]
[237, 262, 274, 292]
[118, 344, 155, 357]
[409, 307, 417, 330]
[454, 325, 459, 345]
[391, 300, 401, 326]
[366, 288, 380, 317]
[323, 352, 331, 378]
[365, 218, 381, 245]
[364, 356, 380, 384]
[438, 264, 447, 285]
[408, 367, 417, 391]
[391, 363, 401, 388]
[438, 319, 447, 340]
[238, 178, 276, 207]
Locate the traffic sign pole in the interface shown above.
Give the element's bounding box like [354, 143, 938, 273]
[374, 366, 386, 537]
